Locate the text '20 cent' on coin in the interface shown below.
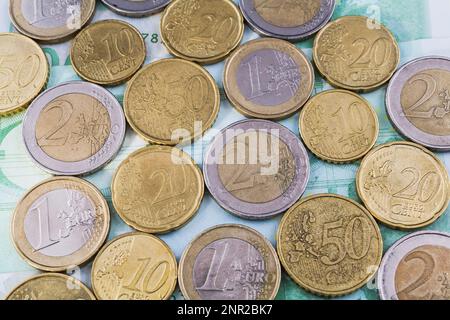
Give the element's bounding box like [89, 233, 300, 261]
[92, 232, 177, 300]
[22, 81, 126, 176]
[224, 38, 314, 120]
[386, 56, 450, 151]
[100, 0, 171, 17]
[9, 0, 95, 43]
[299, 90, 379, 163]
[161, 0, 244, 64]
[112, 146, 204, 234]
[71, 20, 146, 86]
[0, 33, 48, 116]
[124, 58, 220, 145]
[313, 16, 400, 92]
[204, 119, 310, 220]
[378, 231, 450, 300]
[6, 273, 96, 300]
[357, 141, 449, 230]
[11, 177, 110, 272]
[179, 224, 281, 300]
[277, 194, 383, 297]
[239, 0, 335, 41]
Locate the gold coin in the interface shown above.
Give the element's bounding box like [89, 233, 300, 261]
[299, 89, 379, 163]
[71, 20, 146, 86]
[356, 141, 449, 229]
[124, 58, 220, 145]
[161, 0, 244, 64]
[0, 33, 48, 116]
[313, 16, 400, 92]
[112, 146, 204, 233]
[6, 273, 96, 300]
[91, 232, 177, 300]
[11, 176, 110, 272]
[277, 194, 383, 297]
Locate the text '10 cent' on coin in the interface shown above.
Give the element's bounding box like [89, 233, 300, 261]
[91, 232, 177, 300]
[161, 0, 244, 64]
[71, 20, 146, 86]
[204, 119, 310, 220]
[313, 16, 400, 92]
[179, 224, 281, 300]
[277, 194, 383, 297]
[378, 231, 450, 300]
[11, 177, 110, 272]
[357, 141, 449, 230]
[100, 0, 171, 17]
[224, 38, 314, 120]
[239, 0, 335, 41]
[112, 146, 204, 233]
[299, 89, 379, 163]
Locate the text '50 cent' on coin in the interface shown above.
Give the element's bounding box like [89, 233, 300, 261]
[179, 224, 281, 300]
[161, 0, 244, 64]
[224, 38, 314, 120]
[204, 119, 310, 220]
[112, 145, 204, 234]
[313, 16, 400, 92]
[239, 0, 335, 41]
[91, 232, 177, 300]
[277, 194, 383, 297]
[299, 90, 379, 163]
[357, 141, 449, 230]
[71, 20, 146, 86]
[11, 177, 110, 272]
[100, 0, 171, 17]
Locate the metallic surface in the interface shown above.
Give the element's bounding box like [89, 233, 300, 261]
[100, 0, 171, 17]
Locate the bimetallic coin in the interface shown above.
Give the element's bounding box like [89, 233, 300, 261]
[386, 56, 450, 151]
[23, 81, 126, 176]
[71, 20, 146, 86]
[112, 146, 204, 233]
[6, 273, 96, 300]
[101, 0, 171, 17]
[378, 231, 450, 300]
[9, 0, 95, 42]
[299, 90, 379, 163]
[161, 0, 244, 64]
[11, 177, 110, 272]
[313, 16, 400, 92]
[124, 58, 220, 145]
[0, 33, 48, 116]
[204, 119, 310, 220]
[179, 224, 281, 300]
[277, 194, 383, 296]
[91, 232, 177, 300]
[357, 141, 449, 230]
[224, 38, 314, 120]
[239, 0, 335, 41]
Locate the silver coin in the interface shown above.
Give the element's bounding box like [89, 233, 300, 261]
[378, 231, 450, 300]
[100, 0, 171, 17]
[23, 81, 126, 176]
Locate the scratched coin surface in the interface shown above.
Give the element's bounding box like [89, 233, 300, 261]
[386, 56, 450, 151]
[277, 194, 383, 296]
[22, 81, 126, 176]
[357, 141, 449, 230]
[161, 0, 244, 64]
[6, 273, 96, 300]
[125, 58, 220, 145]
[299, 90, 379, 163]
[91, 232, 177, 300]
[179, 224, 281, 300]
[204, 119, 310, 220]
[71, 20, 146, 86]
[112, 146, 204, 233]
[239, 0, 335, 41]
[224, 38, 314, 119]
[100, 0, 171, 17]
[313, 16, 400, 92]
[11, 176, 110, 272]
[9, 0, 96, 42]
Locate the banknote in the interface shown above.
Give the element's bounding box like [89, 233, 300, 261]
[1, 0, 450, 300]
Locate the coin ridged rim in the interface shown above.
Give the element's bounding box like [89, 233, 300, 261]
[100, 0, 171, 17]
